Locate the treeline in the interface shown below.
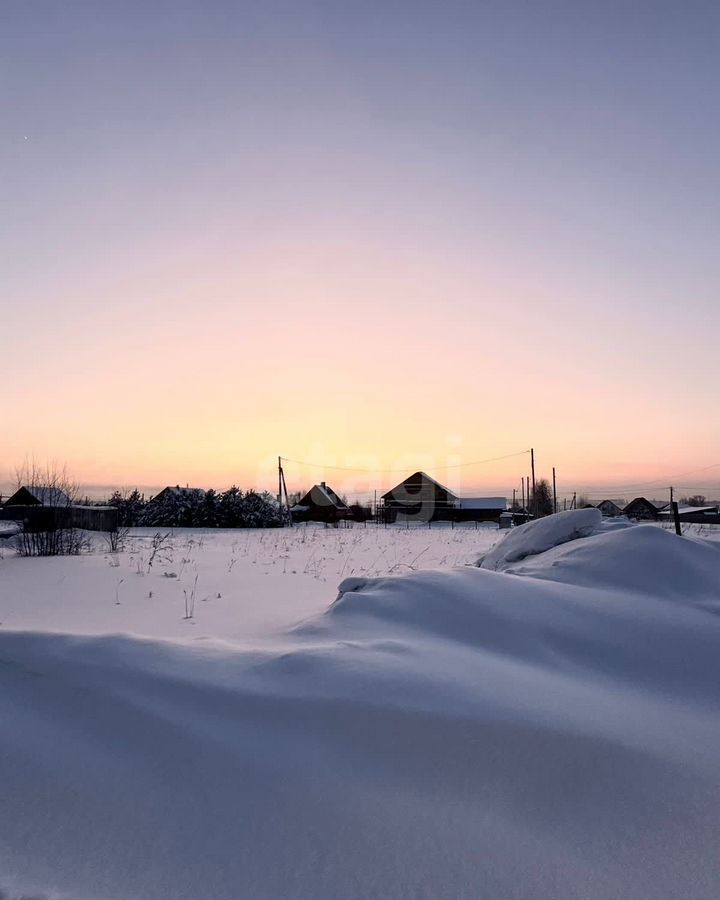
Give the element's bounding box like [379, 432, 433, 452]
[108, 488, 281, 528]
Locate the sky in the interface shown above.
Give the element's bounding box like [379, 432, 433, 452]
[2, 0, 719, 500]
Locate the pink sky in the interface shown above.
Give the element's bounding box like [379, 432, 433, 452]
[3, 2, 718, 500]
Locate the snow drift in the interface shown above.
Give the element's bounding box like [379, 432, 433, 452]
[2, 521, 720, 900]
[478, 507, 604, 570]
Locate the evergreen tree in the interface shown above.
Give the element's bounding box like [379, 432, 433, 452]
[218, 486, 244, 527]
[240, 491, 281, 527]
[199, 489, 219, 527]
[108, 489, 146, 526]
[533, 479, 554, 517]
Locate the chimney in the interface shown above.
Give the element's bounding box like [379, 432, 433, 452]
[321, 481, 326, 489]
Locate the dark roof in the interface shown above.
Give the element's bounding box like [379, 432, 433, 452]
[382, 471, 457, 502]
[623, 497, 667, 512]
[152, 486, 206, 501]
[4, 485, 72, 507]
[293, 483, 347, 510]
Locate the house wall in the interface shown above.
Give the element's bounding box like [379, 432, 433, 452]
[382, 474, 456, 523]
[624, 501, 660, 520]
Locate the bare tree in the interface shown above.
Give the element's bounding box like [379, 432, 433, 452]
[147, 531, 173, 570]
[679, 494, 707, 507]
[11, 460, 87, 556]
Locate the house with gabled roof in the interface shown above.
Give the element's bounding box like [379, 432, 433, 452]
[4, 485, 73, 508]
[381, 472, 507, 523]
[291, 482, 349, 524]
[596, 499, 624, 517]
[623, 497, 668, 520]
[381, 471, 455, 523]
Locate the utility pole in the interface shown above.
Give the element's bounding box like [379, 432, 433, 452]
[552, 467, 557, 514]
[521, 479, 525, 515]
[280, 464, 292, 526]
[526, 476, 531, 516]
[530, 448, 537, 519]
[278, 456, 284, 527]
[512, 488, 516, 509]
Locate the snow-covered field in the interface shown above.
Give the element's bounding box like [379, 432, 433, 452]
[0, 522, 500, 639]
[2, 516, 720, 900]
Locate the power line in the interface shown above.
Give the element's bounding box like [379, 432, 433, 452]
[572, 462, 720, 493]
[280, 449, 531, 474]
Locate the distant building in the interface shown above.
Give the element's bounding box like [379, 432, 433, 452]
[658, 504, 720, 525]
[150, 486, 207, 505]
[596, 499, 624, 517]
[291, 483, 349, 524]
[381, 472, 507, 523]
[623, 497, 668, 520]
[1, 485, 116, 532]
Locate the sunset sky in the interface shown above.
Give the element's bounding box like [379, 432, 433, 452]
[2, 1, 719, 499]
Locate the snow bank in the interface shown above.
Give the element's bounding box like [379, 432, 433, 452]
[0, 521, 21, 539]
[478, 507, 602, 570]
[503, 522, 720, 603]
[2, 523, 720, 900]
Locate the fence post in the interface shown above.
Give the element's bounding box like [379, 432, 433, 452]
[671, 501, 682, 536]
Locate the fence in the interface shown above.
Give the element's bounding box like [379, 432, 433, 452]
[0, 504, 118, 533]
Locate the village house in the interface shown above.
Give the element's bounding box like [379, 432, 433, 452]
[658, 504, 720, 525]
[1, 485, 116, 532]
[291, 483, 349, 524]
[596, 499, 624, 517]
[381, 472, 507, 523]
[622, 497, 668, 520]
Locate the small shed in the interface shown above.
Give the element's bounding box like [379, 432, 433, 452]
[454, 497, 508, 523]
[291, 483, 349, 524]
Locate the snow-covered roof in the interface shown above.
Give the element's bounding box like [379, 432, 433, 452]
[295, 484, 348, 510]
[660, 505, 719, 516]
[316, 484, 347, 508]
[158, 486, 206, 499]
[14, 486, 72, 507]
[455, 497, 508, 510]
